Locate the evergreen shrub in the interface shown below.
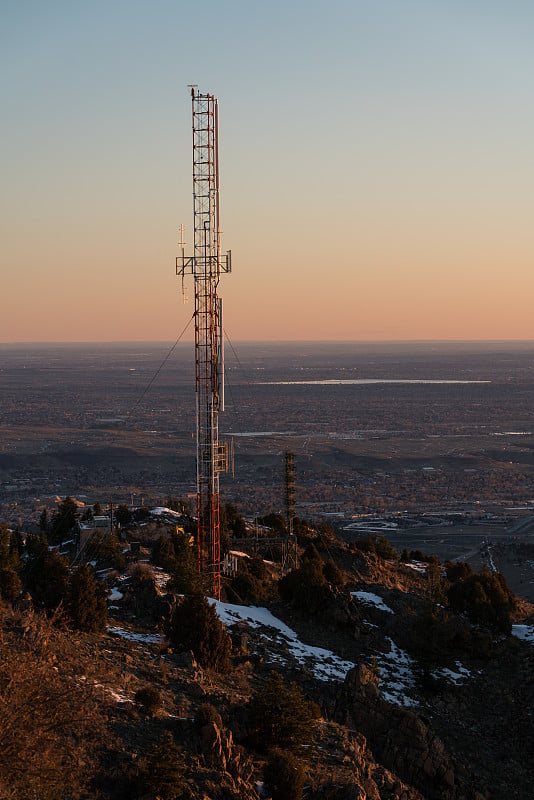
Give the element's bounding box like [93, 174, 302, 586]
[68, 564, 107, 633]
[264, 748, 305, 800]
[0, 568, 21, 602]
[247, 670, 320, 753]
[144, 731, 186, 800]
[445, 560, 473, 582]
[278, 557, 327, 613]
[134, 686, 161, 713]
[322, 558, 345, 587]
[167, 593, 231, 673]
[448, 566, 516, 633]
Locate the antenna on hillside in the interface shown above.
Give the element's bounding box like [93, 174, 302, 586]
[176, 87, 232, 599]
[283, 451, 298, 571]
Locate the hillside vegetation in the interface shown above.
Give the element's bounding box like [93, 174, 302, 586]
[0, 509, 533, 800]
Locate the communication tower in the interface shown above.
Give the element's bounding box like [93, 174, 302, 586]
[176, 87, 231, 599]
[283, 450, 298, 571]
[285, 451, 296, 537]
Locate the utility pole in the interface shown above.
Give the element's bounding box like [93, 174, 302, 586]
[176, 87, 231, 599]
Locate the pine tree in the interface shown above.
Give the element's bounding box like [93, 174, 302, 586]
[152, 534, 176, 571]
[0, 524, 21, 600]
[167, 593, 231, 672]
[39, 508, 48, 534]
[115, 504, 132, 527]
[167, 531, 200, 593]
[25, 544, 70, 614]
[264, 748, 305, 800]
[448, 566, 515, 633]
[49, 497, 78, 544]
[0, 523, 13, 569]
[144, 731, 186, 800]
[85, 532, 125, 570]
[323, 558, 345, 587]
[0, 568, 21, 602]
[68, 564, 107, 633]
[248, 670, 320, 753]
[278, 557, 327, 613]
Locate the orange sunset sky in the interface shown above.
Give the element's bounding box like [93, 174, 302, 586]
[2, 1, 534, 343]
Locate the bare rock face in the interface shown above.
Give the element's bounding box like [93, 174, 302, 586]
[353, 663, 380, 698]
[335, 665, 460, 800]
[306, 721, 424, 800]
[200, 721, 227, 769]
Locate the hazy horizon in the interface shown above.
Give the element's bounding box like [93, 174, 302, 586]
[3, 338, 534, 350]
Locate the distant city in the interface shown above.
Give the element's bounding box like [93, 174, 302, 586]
[3, 340, 534, 532]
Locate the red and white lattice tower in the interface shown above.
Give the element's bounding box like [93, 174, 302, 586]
[176, 87, 231, 599]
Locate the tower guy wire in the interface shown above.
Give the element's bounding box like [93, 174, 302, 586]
[126, 315, 194, 421]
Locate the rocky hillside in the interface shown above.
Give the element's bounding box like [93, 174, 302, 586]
[0, 519, 533, 799]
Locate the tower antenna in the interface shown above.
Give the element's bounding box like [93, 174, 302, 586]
[285, 451, 296, 538]
[176, 87, 232, 599]
[283, 450, 298, 571]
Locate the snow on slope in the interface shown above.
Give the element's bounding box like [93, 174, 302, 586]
[378, 637, 418, 706]
[433, 662, 472, 685]
[210, 599, 354, 682]
[108, 589, 524, 707]
[108, 626, 162, 645]
[351, 590, 394, 614]
[512, 624, 534, 644]
[208, 601, 534, 703]
[209, 599, 423, 706]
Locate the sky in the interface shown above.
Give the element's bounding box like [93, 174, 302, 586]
[2, 1, 534, 343]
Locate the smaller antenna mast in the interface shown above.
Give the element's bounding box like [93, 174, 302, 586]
[283, 451, 298, 571]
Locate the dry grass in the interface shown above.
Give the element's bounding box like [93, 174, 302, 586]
[0, 604, 112, 799]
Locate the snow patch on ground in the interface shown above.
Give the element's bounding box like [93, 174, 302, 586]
[512, 623, 534, 644]
[152, 567, 171, 591]
[209, 600, 420, 705]
[351, 590, 394, 614]
[107, 626, 162, 645]
[210, 600, 354, 682]
[151, 507, 183, 518]
[432, 661, 472, 685]
[377, 637, 418, 707]
[80, 675, 131, 705]
[105, 687, 132, 704]
[404, 561, 427, 574]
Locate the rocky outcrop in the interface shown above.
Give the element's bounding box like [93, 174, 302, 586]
[335, 665, 461, 800]
[306, 720, 424, 800]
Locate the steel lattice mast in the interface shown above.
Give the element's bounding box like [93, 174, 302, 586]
[176, 87, 231, 599]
